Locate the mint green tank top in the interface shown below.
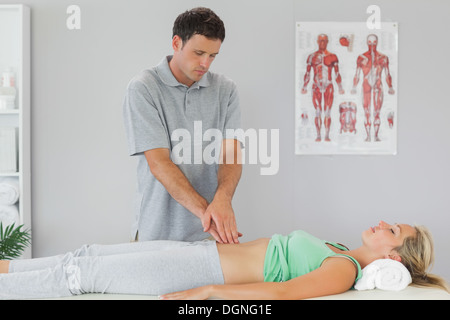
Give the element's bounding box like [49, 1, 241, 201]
[263, 230, 362, 284]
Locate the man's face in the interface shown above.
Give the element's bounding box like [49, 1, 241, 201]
[171, 34, 222, 87]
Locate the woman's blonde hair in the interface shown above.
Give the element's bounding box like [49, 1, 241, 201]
[396, 225, 449, 292]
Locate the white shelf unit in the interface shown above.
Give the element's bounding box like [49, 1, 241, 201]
[0, 5, 31, 258]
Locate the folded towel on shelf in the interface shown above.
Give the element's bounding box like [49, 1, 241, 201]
[0, 204, 20, 228]
[354, 259, 412, 291]
[0, 178, 20, 205]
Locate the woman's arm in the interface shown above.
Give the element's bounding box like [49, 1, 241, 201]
[160, 257, 357, 300]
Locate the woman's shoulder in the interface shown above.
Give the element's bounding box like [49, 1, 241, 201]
[323, 254, 362, 285]
[322, 255, 359, 282]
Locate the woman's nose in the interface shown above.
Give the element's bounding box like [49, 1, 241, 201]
[379, 221, 390, 229]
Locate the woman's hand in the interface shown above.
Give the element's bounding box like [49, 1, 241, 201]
[159, 285, 212, 300]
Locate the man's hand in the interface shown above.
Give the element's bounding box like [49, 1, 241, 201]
[202, 197, 242, 244]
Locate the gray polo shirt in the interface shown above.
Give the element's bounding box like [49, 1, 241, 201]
[123, 56, 242, 242]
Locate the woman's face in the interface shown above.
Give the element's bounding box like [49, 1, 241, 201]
[363, 221, 416, 261]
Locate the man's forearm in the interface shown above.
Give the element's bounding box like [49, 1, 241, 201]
[214, 162, 242, 201]
[147, 154, 208, 219]
[215, 139, 242, 201]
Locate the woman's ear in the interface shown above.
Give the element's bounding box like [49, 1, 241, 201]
[386, 251, 402, 262]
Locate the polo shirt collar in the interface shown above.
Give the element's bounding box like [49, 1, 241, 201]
[156, 56, 211, 89]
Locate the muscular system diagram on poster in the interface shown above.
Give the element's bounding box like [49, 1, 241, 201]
[301, 34, 345, 142]
[295, 22, 398, 155]
[351, 34, 395, 142]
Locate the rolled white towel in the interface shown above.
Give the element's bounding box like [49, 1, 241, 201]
[0, 204, 20, 228]
[354, 259, 412, 291]
[0, 178, 20, 205]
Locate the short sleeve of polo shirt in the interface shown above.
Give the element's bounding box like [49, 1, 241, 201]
[223, 81, 244, 147]
[224, 82, 240, 133]
[123, 78, 170, 156]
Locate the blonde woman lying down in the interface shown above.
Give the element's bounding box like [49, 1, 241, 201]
[0, 221, 448, 300]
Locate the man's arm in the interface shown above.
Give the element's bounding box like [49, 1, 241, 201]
[144, 145, 241, 243]
[144, 148, 209, 219]
[203, 139, 243, 243]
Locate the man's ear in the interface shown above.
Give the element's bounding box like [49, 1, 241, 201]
[172, 35, 183, 52]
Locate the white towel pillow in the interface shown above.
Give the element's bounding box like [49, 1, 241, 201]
[355, 259, 412, 291]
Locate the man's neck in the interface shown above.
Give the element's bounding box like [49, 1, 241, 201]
[168, 56, 195, 87]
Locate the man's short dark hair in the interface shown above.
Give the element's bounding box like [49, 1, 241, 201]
[172, 7, 225, 44]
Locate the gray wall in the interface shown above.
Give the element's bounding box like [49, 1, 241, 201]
[3, 0, 449, 282]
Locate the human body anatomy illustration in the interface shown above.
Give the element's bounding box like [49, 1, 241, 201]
[351, 34, 395, 142]
[301, 34, 345, 142]
[339, 102, 357, 134]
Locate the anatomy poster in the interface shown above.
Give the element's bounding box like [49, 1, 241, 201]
[295, 22, 398, 155]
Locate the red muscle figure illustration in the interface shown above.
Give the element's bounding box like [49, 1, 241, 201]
[339, 102, 357, 134]
[351, 34, 395, 142]
[301, 34, 345, 142]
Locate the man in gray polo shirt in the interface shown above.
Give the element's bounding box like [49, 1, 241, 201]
[123, 8, 243, 244]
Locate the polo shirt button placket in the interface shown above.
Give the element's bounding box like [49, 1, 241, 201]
[184, 89, 190, 111]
